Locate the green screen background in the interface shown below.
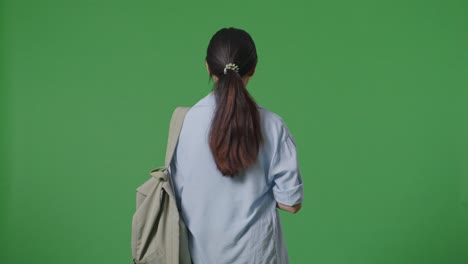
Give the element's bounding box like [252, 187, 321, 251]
[1, 0, 467, 263]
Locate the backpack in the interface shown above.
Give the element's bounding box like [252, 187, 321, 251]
[131, 107, 192, 264]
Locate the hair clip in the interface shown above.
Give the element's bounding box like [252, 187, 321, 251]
[223, 63, 240, 74]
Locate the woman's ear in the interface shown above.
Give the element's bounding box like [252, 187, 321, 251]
[248, 66, 256, 77]
[206, 60, 219, 81]
[205, 60, 211, 75]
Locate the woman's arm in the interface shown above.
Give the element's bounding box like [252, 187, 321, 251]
[277, 202, 302, 214]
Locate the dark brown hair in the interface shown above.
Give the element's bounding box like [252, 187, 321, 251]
[206, 27, 263, 177]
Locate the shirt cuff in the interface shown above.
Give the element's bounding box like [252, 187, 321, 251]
[273, 183, 304, 206]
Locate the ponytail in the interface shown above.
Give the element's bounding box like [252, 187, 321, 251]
[205, 27, 262, 177]
[208, 69, 263, 177]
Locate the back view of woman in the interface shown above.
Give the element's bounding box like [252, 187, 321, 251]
[168, 27, 304, 264]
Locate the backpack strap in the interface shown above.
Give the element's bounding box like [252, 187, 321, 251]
[165, 106, 191, 169]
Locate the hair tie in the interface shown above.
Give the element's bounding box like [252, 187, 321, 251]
[223, 63, 240, 74]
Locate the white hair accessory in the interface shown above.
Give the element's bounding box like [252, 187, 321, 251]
[223, 63, 240, 74]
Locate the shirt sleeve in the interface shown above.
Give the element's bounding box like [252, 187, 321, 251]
[269, 124, 304, 207]
[168, 144, 183, 210]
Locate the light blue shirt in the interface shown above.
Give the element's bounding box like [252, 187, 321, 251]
[168, 91, 304, 264]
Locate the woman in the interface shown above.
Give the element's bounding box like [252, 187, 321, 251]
[168, 27, 304, 264]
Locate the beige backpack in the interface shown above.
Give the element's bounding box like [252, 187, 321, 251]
[131, 107, 192, 264]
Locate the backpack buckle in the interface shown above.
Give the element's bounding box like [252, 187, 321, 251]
[149, 166, 168, 181]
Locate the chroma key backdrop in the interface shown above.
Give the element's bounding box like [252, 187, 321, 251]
[1, 0, 467, 263]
